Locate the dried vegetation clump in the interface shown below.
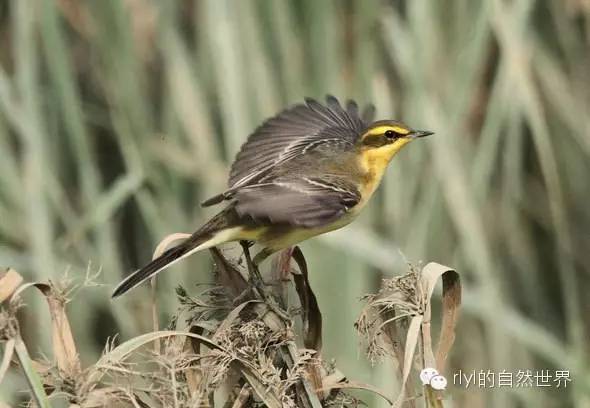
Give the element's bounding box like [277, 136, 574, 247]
[356, 263, 461, 407]
[0, 243, 460, 408]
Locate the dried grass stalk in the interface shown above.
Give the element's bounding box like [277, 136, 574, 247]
[1, 246, 460, 407]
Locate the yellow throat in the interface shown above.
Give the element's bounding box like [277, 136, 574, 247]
[358, 137, 413, 201]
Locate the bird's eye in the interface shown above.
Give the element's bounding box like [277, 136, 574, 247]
[385, 130, 397, 139]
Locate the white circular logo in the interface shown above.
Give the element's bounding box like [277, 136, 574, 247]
[430, 374, 448, 390]
[420, 368, 439, 385]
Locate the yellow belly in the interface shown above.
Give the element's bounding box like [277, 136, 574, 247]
[258, 213, 357, 251]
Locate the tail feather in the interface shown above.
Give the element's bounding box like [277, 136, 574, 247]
[112, 209, 240, 298]
[111, 239, 200, 298]
[113, 228, 224, 298]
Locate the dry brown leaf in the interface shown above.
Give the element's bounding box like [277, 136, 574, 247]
[290, 247, 325, 401]
[270, 248, 294, 302]
[210, 248, 248, 297]
[34, 283, 81, 376]
[291, 247, 322, 351]
[153, 232, 191, 259]
[417, 263, 461, 407]
[435, 267, 461, 372]
[358, 262, 459, 408]
[0, 268, 23, 303]
[417, 263, 461, 372]
[393, 315, 423, 408]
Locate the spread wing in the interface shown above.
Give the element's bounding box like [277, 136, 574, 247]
[202, 95, 375, 207]
[232, 176, 361, 228]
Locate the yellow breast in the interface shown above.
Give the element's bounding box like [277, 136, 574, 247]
[355, 138, 412, 212]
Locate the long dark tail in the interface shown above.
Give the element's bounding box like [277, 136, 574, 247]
[111, 212, 231, 298]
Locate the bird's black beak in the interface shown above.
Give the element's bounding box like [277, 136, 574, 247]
[409, 129, 434, 139]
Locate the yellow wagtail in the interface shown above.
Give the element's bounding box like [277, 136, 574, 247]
[112, 96, 432, 297]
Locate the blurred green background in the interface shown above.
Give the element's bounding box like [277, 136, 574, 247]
[1, 0, 589, 406]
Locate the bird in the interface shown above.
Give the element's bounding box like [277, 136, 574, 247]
[112, 96, 433, 298]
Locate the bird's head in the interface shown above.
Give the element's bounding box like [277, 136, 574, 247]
[358, 120, 433, 167]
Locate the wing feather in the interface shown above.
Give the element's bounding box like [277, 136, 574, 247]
[201, 96, 372, 208]
[233, 177, 361, 228]
[228, 96, 368, 188]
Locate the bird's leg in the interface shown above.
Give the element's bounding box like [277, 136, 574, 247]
[239, 240, 265, 295]
[253, 248, 273, 266]
[240, 242, 289, 321]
